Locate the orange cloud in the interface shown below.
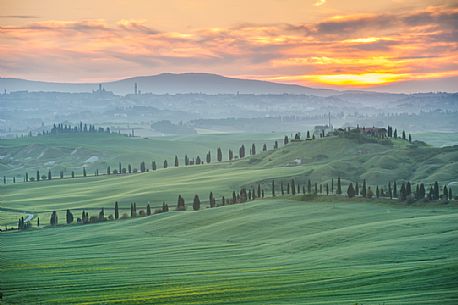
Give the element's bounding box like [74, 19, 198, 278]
[0, 5, 457, 90]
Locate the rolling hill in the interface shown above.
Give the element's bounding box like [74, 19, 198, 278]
[1, 198, 457, 304]
[0, 73, 338, 96]
[1, 133, 457, 227]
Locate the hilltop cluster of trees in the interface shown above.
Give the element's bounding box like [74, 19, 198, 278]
[49, 122, 112, 134]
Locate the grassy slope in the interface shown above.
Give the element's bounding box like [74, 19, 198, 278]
[1, 135, 458, 227]
[0, 133, 281, 177]
[1, 199, 457, 304]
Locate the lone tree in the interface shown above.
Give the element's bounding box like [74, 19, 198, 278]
[66, 209, 74, 224]
[114, 201, 119, 220]
[347, 183, 355, 198]
[146, 204, 151, 216]
[50, 211, 58, 226]
[48, 170, 52, 180]
[193, 194, 201, 211]
[175, 155, 179, 167]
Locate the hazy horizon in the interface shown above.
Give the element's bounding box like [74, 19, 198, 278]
[1, 0, 457, 93]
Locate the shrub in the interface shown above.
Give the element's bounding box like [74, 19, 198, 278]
[121, 213, 129, 219]
[138, 210, 146, 217]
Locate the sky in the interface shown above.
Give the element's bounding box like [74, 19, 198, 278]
[0, 0, 457, 92]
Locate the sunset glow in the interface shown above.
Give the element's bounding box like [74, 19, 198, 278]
[0, 0, 457, 91]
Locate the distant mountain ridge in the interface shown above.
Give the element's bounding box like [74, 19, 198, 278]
[0, 73, 339, 96]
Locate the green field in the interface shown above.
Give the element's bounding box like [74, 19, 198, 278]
[1, 132, 458, 304]
[0, 133, 282, 178]
[1, 134, 458, 227]
[1, 198, 458, 304]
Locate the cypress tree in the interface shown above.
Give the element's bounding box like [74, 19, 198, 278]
[274, 140, 279, 149]
[107, 166, 111, 175]
[239, 145, 245, 158]
[408, 134, 412, 143]
[37, 217, 40, 227]
[443, 185, 449, 199]
[251, 143, 256, 155]
[48, 170, 52, 180]
[376, 186, 380, 198]
[228, 149, 233, 161]
[281, 182, 284, 195]
[50, 211, 58, 226]
[314, 183, 318, 195]
[138, 161, 145, 172]
[336, 177, 342, 195]
[262, 144, 267, 151]
[307, 179, 312, 194]
[37, 170, 40, 181]
[291, 179, 296, 195]
[163, 160, 168, 168]
[326, 183, 329, 195]
[210, 192, 216, 207]
[393, 181, 398, 198]
[394, 129, 398, 139]
[99, 208, 105, 221]
[347, 183, 355, 198]
[193, 195, 201, 211]
[287, 183, 290, 194]
[355, 182, 359, 196]
[449, 188, 453, 200]
[185, 155, 189, 166]
[400, 183, 406, 201]
[433, 181, 439, 200]
[419, 183, 426, 199]
[152, 161, 157, 171]
[284, 136, 289, 145]
[206, 150, 211, 163]
[217, 147, 222, 162]
[406, 182, 411, 196]
[361, 179, 367, 198]
[257, 184, 261, 198]
[25, 172, 29, 182]
[388, 182, 393, 199]
[272, 180, 275, 197]
[72, 171, 75, 178]
[331, 178, 334, 193]
[147, 204, 151, 216]
[66, 209, 73, 224]
[175, 155, 179, 167]
[402, 130, 406, 140]
[115, 201, 119, 220]
[133, 203, 137, 217]
[83, 167, 87, 177]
